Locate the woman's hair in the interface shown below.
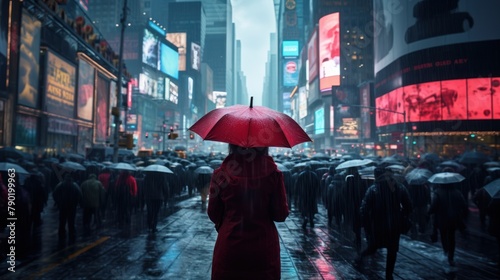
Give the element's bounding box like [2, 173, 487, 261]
[228, 144, 269, 157]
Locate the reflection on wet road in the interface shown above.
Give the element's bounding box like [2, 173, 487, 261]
[0, 196, 498, 279]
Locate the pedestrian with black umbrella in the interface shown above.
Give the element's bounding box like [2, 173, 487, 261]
[143, 167, 169, 232]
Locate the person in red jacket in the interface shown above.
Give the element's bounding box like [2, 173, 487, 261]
[114, 170, 137, 226]
[208, 144, 289, 279]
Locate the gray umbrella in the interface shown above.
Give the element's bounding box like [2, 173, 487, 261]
[428, 172, 465, 184]
[194, 166, 214, 175]
[109, 162, 137, 171]
[405, 168, 433, 185]
[335, 159, 373, 170]
[60, 161, 86, 171]
[143, 164, 173, 174]
[0, 162, 30, 175]
[483, 178, 500, 199]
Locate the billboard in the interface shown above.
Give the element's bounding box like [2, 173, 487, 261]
[307, 28, 318, 82]
[0, 0, 9, 92]
[18, 10, 41, 108]
[299, 86, 307, 119]
[160, 42, 179, 78]
[376, 76, 500, 127]
[166, 32, 187, 71]
[168, 80, 178, 104]
[319, 12, 340, 91]
[94, 76, 109, 142]
[45, 51, 76, 118]
[191, 42, 201, 71]
[283, 59, 299, 87]
[282, 40, 299, 57]
[374, 1, 500, 74]
[142, 29, 159, 69]
[164, 77, 170, 100]
[337, 118, 359, 139]
[15, 114, 37, 146]
[359, 83, 372, 139]
[214, 91, 227, 108]
[314, 107, 325, 134]
[77, 59, 95, 121]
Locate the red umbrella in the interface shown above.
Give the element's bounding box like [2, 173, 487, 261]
[189, 97, 312, 148]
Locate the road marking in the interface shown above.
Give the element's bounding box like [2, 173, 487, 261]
[30, 236, 110, 279]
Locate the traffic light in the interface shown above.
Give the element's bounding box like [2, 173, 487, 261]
[125, 134, 135, 150]
[189, 133, 194, 140]
[168, 133, 179, 140]
[470, 133, 476, 138]
[145, 132, 149, 138]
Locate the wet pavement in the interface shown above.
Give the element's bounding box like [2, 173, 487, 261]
[1, 194, 499, 280]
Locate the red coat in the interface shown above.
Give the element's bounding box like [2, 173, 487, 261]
[208, 153, 289, 280]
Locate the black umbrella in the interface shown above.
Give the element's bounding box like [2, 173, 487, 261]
[428, 172, 465, 184]
[0, 162, 30, 175]
[143, 164, 173, 174]
[405, 168, 433, 185]
[0, 147, 31, 161]
[60, 161, 86, 171]
[458, 151, 491, 165]
[194, 166, 214, 175]
[484, 178, 500, 200]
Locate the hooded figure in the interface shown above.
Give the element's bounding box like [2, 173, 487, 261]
[359, 167, 412, 279]
[208, 144, 289, 280]
[295, 164, 320, 228]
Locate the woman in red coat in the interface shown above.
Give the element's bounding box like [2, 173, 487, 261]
[208, 144, 289, 279]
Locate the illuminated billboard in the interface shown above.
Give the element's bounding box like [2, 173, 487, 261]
[160, 42, 179, 79]
[18, 10, 41, 108]
[314, 107, 325, 134]
[319, 12, 340, 91]
[191, 42, 201, 71]
[166, 32, 187, 71]
[307, 28, 318, 82]
[214, 91, 227, 108]
[283, 59, 299, 87]
[359, 83, 372, 139]
[0, 0, 8, 92]
[142, 29, 159, 69]
[282, 41, 299, 57]
[45, 50, 76, 118]
[77, 59, 95, 121]
[375, 76, 500, 127]
[374, 1, 500, 74]
[169, 80, 178, 104]
[299, 86, 307, 119]
[95, 76, 109, 142]
[337, 118, 359, 139]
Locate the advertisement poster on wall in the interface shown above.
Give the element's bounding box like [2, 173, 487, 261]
[94, 76, 109, 142]
[18, 10, 41, 107]
[307, 28, 318, 82]
[142, 29, 159, 70]
[15, 114, 37, 146]
[77, 59, 95, 121]
[45, 51, 76, 118]
[319, 12, 340, 91]
[191, 42, 201, 71]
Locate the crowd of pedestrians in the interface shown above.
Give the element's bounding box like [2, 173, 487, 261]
[1, 148, 500, 279]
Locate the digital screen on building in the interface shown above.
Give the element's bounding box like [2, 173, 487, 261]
[214, 91, 227, 108]
[159, 42, 179, 79]
[299, 86, 308, 119]
[375, 76, 500, 127]
[77, 59, 95, 121]
[95, 76, 109, 142]
[18, 10, 41, 108]
[0, 0, 10, 92]
[164, 77, 170, 100]
[315, 107, 325, 134]
[191, 42, 201, 71]
[142, 29, 159, 70]
[169, 80, 178, 104]
[307, 28, 318, 82]
[337, 118, 359, 139]
[374, 1, 500, 74]
[359, 83, 372, 139]
[283, 59, 299, 87]
[166, 32, 187, 71]
[319, 12, 340, 91]
[45, 50, 76, 118]
[282, 40, 299, 57]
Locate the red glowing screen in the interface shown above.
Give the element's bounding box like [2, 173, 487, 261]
[376, 77, 500, 126]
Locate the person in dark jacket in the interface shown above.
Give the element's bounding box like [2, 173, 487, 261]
[344, 166, 365, 247]
[80, 173, 105, 231]
[195, 171, 212, 210]
[358, 167, 412, 280]
[208, 144, 289, 279]
[24, 169, 48, 228]
[53, 174, 82, 240]
[487, 199, 500, 268]
[295, 164, 320, 228]
[143, 172, 168, 232]
[428, 180, 468, 266]
[114, 171, 138, 226]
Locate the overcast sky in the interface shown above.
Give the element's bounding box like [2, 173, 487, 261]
[231, 0, 276, 106]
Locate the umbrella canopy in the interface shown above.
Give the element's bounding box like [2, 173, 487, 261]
[483, 178, 500, 199]
[194, 166, 214, 175]
[143, 164, 173, 174]
[405, 168, 433, 185]
[0, 147, 32, 161]
[275, 163, 289, 172]
[386, 164, 405, 172]
[335, 159, 373, 170]
[209, 159, 223, 168]
[311, 153, 330, 160]
[458, 151, 491, 165]
[60, 161, 86, 171]
[484, 161, 500, 167]
[109, 162, 137, 171]
[428, 172, 465, 184]
[189, 97, 312, 148]
[439, 160, 465, 172]
[0, 162, 30, 175]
